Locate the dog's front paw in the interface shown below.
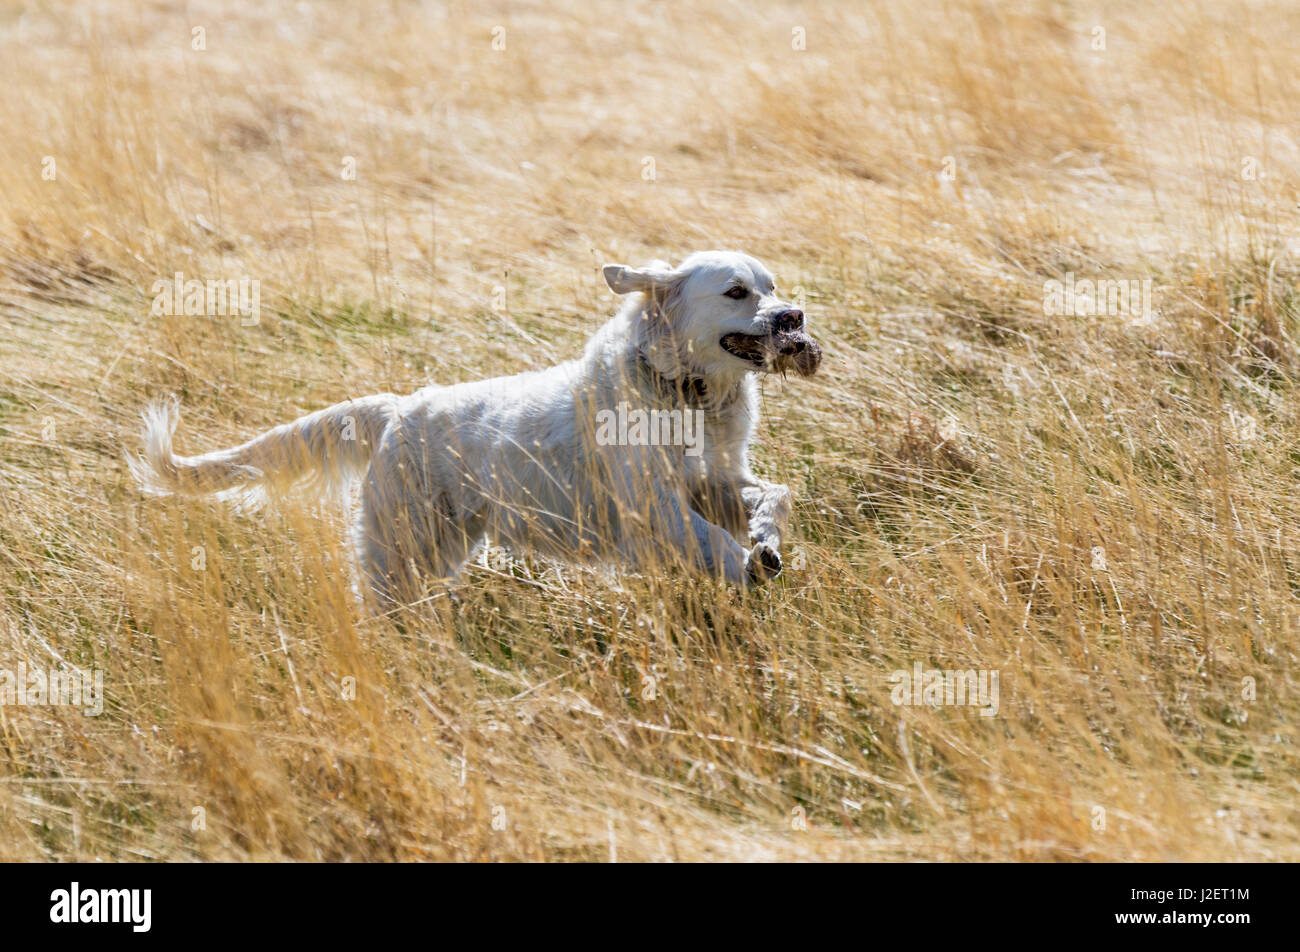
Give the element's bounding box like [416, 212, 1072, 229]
[745, 542, 782, 586]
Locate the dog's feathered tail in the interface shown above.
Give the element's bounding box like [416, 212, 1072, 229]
[127, 394, 398, 502]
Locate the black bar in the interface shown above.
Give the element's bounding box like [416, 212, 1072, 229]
[0, 862, 1275, 940]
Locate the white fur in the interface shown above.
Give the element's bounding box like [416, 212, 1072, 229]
[128, 250, 817, 607]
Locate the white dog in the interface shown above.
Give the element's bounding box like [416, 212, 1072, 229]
[130, 251, 822, 607]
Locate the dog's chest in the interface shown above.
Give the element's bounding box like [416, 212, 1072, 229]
[680, 401, 747, 477]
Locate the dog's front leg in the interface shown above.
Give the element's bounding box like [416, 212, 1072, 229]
[686, 478, 789, 584]
[740, 478, 793, 551]
[632, 492, 778, 587]
[688, 477, 789, 549]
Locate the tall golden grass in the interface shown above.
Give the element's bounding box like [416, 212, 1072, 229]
[1, 0, 1298, 860]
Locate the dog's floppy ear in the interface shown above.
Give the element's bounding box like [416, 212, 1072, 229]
[603, 263, 679, 296]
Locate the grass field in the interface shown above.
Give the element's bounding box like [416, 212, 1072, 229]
[1, 0, 1298, 861]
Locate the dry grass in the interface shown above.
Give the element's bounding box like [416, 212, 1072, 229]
[1, 0, 1298, 861]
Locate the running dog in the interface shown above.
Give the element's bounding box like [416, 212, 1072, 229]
[129, 250, 822, 606]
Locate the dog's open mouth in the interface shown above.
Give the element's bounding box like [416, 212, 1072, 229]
[720, 331, 822, 377]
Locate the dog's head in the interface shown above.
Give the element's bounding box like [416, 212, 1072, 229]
[603, 251, 822, 380]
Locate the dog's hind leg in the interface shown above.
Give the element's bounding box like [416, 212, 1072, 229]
[355, 447, 487, 608]
[356, 493, 487, 609]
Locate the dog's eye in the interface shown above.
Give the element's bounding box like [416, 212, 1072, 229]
[724, 286, 748, 300]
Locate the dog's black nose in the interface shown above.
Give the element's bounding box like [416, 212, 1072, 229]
[775, 308, 804, 333]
